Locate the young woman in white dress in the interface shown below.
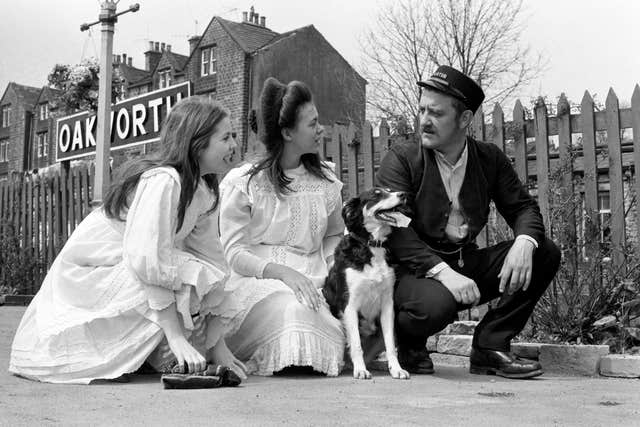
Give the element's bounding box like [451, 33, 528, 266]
[9, 97, 247, 384]
[216, 77, 346, 376]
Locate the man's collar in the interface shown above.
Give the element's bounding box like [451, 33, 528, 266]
[435, 140, 468, 169]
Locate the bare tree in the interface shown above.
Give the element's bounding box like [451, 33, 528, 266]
[360, 0, 545, 126]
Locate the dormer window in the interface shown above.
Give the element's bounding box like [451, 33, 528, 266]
[201, 46, 217, 76]
[39, 103, 49, 120]
[159, 70, 172, 88]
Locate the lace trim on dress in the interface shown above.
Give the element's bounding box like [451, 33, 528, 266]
[245, 324, 344, 377]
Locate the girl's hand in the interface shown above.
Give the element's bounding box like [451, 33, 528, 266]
[166, 334, 207, 373]
[270, 265, 320, 311]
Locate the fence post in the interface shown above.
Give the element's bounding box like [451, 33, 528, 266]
[346, 122, 359, 198]
[379, 118, 390, 152]
[605, 88, 626, 272]
[557, 93, 577, 276]
[513, 100, 528, 184]
[331, 123, 345, 185]
[492, 103, 505, 153]
[534, 97, 550, 230]
[581, 91, 600, 286]
[362, 121, 375, 189]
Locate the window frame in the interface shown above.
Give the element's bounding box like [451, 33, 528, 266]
[0, 139, 9, 162]
[1, 105, 11, 128]
[201, 48, 210, 76]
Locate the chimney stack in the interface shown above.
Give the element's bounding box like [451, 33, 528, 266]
[188, 35, 202, 54]
[260, 16, 266, 27]
[145, 41, 163, 71]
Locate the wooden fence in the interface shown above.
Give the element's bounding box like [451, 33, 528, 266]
[1, 86, 638, 294]
[323, 86, 640, 283]
[0, 164, 94, 293]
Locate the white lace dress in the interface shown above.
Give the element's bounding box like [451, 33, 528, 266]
[217, 162, 346, 376]
[9, 167, 229, 384]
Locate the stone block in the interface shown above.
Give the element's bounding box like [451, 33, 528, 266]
[511, 342, 541, 360]
[539, 344, 610, 376]
[436, 335, 473, 356]
[599, 354, 640, 378]
[431, 353, 470, 368]
[443, 321, 478, 336]
[426, 335, 438, 352]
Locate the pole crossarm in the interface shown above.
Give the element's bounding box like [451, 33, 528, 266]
[80, 3, 139, 32]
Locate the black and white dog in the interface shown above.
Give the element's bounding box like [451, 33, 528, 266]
[323, 188, 411, 380]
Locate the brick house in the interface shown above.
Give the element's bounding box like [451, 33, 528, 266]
[28, 86, 62, 171]
[0, 82, 41, 179]
[184, 8, 367, 156]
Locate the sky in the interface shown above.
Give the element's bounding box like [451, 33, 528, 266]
[1, 0, 639, 116]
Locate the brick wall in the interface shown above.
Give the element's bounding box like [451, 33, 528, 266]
[187, 19, 249, 154]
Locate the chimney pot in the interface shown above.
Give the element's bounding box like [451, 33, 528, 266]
[122, 53, 127, 63]
[260, 16, 266, 27]
[154, 41, 160, 51]
[148, 41, 154, 51]
[254, 13, 259, 24]
[117, 54, 122, 63]
[243, 11, 248, 22]
[167, 44, 171, 52]
[161, 42, 166, 52]
[128, 57, 132, 66]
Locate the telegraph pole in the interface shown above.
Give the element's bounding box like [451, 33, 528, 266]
[81, 1, 139, 208]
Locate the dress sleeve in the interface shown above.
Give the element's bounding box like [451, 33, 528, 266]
[322, 175, 345, 268]
[123, 171, 185, 309]
[183, 209, 228, 272]
[219, 173, 269, 278]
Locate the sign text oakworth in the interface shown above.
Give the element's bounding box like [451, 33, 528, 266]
[55, 82, 190, 162]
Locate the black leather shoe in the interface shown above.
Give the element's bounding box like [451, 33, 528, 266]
[398, 348, 434, 375]
[469, 348, 543, 379]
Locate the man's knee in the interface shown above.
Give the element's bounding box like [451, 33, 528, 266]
[395, 277, 458, 336]
[535, 237, 561, 275]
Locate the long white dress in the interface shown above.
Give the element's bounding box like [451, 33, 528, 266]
[216, 162, 346, 376]
[9, 167, 229, 384]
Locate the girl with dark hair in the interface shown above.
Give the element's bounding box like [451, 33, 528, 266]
[216, 77, 346, 376]
[10, 97, 247, 383]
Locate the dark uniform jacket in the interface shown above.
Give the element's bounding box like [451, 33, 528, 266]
[375, 136, 545, 276]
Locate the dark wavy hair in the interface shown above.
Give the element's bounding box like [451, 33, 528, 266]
[248, 77, 332, 194]
[103, 97, 229, 232]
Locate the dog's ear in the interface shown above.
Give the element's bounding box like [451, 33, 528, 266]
[342, 197, 362, 232]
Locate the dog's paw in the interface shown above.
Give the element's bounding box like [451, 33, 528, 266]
[389, 366, 410, 380]
[353, 368, 372, 380]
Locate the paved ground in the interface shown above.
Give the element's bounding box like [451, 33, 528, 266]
[1, 306, 638, 427]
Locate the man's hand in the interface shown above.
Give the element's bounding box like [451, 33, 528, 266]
[498, 239, 535, 295]
[434, 267, 480, 306]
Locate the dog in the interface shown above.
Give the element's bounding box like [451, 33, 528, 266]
[323, 187, 411, 380]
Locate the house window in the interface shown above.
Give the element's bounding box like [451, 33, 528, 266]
[37, 132, 48, 158]
[159, 70, 172, 89]
[39, 103, 49, 120]
[0, 138, 9, 162]
[1, 105, 10, 127]
[201, 46, 217, 76]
